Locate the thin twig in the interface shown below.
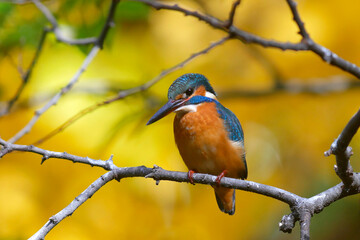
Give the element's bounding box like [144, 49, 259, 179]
[135, 0, 308, 50]
[324, 108, 360, 187]
[28, 170, 117, 240]
[218, 77, 360, 98]
[8, 0, 120, 143]
[0, 137, 115, 169]
[32, 0, 57, 28]
[286, 0, 310, 40]
[0, 29, 48, 117]
[32, 36, 231, 145]
[31, 0, 97, 45]
[8, 46, 100, 143]
[224, 0, 241, 28]
[96, 0, 120, 48]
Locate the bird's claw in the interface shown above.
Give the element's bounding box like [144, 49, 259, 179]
[188, 170, 195, 185]
[215, 170, 228, 187]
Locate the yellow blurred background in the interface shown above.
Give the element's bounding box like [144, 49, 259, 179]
[0, 0, 359, 239]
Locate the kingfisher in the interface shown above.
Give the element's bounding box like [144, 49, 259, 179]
[147, 73, 247, 215]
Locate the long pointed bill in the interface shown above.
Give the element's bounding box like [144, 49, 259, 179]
[146, 99, 185, 125]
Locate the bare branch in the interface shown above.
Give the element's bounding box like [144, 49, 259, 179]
[325, 108, 360, 187]
[1, 135, 359, 238]
[224, 0, 241, 28]
[8, 0, 120, 143]
[0, 137, 116, 169]
[8, 46, 100, 143]
[134, 0, 360, 79]
[29, 170, 117, 240]
[286, 0, 310, 40]
[32, 36, 231, 145]
[218, 77, 360, 98]
[32, 0, 57, 27]
[0, 29, 48, 117]
[96, 0, 120, 48]
[299, 210, 311, 240]
[31, 0, 97, 45]
[135, 0, 307, 51]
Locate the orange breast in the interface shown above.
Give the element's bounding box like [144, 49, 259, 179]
[173, 102, 246, 179]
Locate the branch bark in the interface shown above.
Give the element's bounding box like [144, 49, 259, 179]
[325, 108, 360, 188]
[29, 169, 117, 240]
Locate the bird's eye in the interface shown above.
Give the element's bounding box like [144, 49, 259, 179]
[185, 88, 194, 96]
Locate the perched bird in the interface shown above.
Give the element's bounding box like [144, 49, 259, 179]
[147, 73, 247, 215]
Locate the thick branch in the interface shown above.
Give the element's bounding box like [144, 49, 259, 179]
[299, 210, 311, 240]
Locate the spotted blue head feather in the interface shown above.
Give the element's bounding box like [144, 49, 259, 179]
[168, 73, 216, 100]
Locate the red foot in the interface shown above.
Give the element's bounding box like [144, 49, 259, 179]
[215, 170, 228, 187]
[188, 170, 195, 185]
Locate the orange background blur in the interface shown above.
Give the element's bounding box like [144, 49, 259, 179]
[0, 0, 359, 239]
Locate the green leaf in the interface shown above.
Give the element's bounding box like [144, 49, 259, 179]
[0, 3, 14, 26]
[116, 1, 149, 22]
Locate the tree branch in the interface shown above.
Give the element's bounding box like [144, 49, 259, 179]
[31, 0, 97, 45]
[0, 29, 48, 117]
[1, 134, 359, 239]
[325, 108, 360, 187]
[0, 137, 116, 169]
[299, 210, 311, 240]
[8, 46, 100, 143]
[134, 0, 360, 79]
[8, 0, 120, 144]
[223, 0, 241, 28]
[29, 169, 117, 240]
[96, 0, 120, 49]
[286, 0, 310, 40]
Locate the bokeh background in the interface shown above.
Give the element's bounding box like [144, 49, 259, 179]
[0, 0, 359, 239]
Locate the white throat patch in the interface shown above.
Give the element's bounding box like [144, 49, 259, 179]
[175, 103, 201, 113]
[205, 91, 216, 99]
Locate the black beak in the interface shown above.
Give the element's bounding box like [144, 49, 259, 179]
[146, 99, 185, 125]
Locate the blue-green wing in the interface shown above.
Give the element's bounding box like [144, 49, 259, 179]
[215, 103, 244, 143]
[216, 102, 247, 178]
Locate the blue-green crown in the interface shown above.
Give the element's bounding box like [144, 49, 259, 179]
[167, 73, 216, 100]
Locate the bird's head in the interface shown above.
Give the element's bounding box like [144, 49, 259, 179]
[147, 73, 216, 125]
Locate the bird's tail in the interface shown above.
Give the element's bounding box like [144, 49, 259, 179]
[214, 186, 235, 215]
